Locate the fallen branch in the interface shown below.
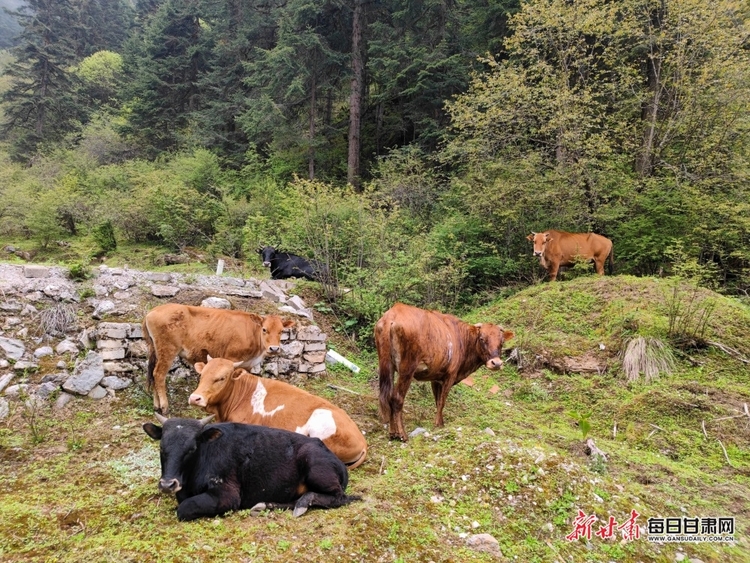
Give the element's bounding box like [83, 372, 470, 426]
[701, 420, 707, 438]
[708, 341, 750, 365]
[379, 456, 386, 475]
[648, 423, 664, 431]
[744, 403, 750, 420]
[712, 414, 746, 422]
[612, 422, 617, 439]
[326, 384, 361, 396]
[585, 438, 608, 462]
[717, 439, 733, 467]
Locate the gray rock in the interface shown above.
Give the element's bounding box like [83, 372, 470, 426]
[3, 316, 22, 327]
[484, 427, 496, 437]
[466, 534, 502, 558]
[88, 385, 108, 400]
[281, 341, 304, 357]
[56, 339, 79, 355]
[0, 397, 8, 419]
[103, 361, 138, 373]
[128, 340, 148, 358]
[24, 265, 50, 278]
[285, 295, 307, 310]
[34, 346, 54, 358]
[150, 285, 180, 297]
[675, 553, 685, 562]
[145, 272, 172, 283]
[78, 328, 94, 349]
[54, 392, 75, 410]
[101, 376, 132, 390]
[21, 303, 38, 316]
[63, 351, 105, 395]
[0, 359, 8, 369]
[259, 281, 286, 302]
[13, 360, 38, 371]
[297, 326, 326, 341]
[0, 373, 14, 392]
[0, 301, 22, 312]
[56, 361, 67, 369]
[0, 336, 25, 360]
[36, 381, 60, 399]
[100, 348, 126, 360]
[41, 373, 67, 384]
[278, 305, 313, 319]
[409, 427, 428, 438]
[4, 383, 30, 397]
[201, 297, 232, 309]
[92, 300, 116, 319]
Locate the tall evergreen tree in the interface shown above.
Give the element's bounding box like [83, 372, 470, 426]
[0, 0, 82, 161]
[121, 0, 205, 154]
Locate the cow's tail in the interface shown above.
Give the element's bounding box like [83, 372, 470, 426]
[376, 321, 394, 424]
[142, 316, 157, 391]
[607, 244, 615, 275]
[345, 446, 368, 470]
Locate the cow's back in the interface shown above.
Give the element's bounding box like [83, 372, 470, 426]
[549, 230, 611, 262]
[146, 303, 261, 364]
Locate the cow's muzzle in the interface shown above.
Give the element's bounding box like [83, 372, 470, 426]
[485, 357, 503, 370]
[188, 394, 206, 407]
[158, 478, 182, 493]
[262, 261, 271, 267]
[267, 345, 280, 354]
[533, 251, 542, 256]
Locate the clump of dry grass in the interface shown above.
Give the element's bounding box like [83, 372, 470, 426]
[36, 303, 78, 336]
[622, 336, 675, 383]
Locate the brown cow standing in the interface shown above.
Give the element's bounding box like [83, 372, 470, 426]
[526, 230, 613, 281]
[188, 357, 368, 469]
[142, 304, 295, 415]
[376, 303, 514, 442]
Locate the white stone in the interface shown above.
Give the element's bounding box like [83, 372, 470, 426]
[56, 340, 79, 355]
[0, 336, 25, 360]
[201, 297, 232, 309]
[33, 346, 54, 358]
[151, 285, 180, 297]
[23, 265, 50, 278]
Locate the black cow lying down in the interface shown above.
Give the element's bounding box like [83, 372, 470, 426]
[258, 245, 323, 281]
[142, 414, 360, 521]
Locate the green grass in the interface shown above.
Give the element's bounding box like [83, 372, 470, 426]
[1, 276, 749, 562]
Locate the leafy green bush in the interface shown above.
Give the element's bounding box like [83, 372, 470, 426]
[92, 220, 117, 253]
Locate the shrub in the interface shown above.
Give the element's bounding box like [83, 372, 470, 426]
[92, 220, 117, 253]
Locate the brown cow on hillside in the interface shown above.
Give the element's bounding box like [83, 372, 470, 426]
[376, 303, 514, 442]
[142, 304, 295, 415]
[188, 357, 368, 469]
[526, 230, 613, 281]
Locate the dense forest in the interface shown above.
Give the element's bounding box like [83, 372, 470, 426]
[0, 0, 748, 324]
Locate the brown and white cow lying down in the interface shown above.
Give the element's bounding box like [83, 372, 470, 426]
[526, 230, 613, 281]
[189, 357, 368, 469]
[142, 303, 295, 415]
[376, 303, 514, 442]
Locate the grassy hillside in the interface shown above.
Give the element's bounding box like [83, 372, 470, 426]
[1, 274, 749, 562]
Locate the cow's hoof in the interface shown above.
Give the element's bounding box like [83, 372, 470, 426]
[292, 505, 308, 518]
[249, 502, 267, 516]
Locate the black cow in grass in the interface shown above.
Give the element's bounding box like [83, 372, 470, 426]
[142, 414, 360, 521]
[258, 246, 324, 281]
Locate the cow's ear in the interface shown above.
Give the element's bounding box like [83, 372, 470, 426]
[231, 368, 245, 380]
[247, 313, 263, 325]
[199, 428, 223, 443]
[143, 422, 162, 440]
[194, 362, 206, 373]
[282, 319, 296, 329]
[526, 233, 534, 241]
[503, 330, 515, 341]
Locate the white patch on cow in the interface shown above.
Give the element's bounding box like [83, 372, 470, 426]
[295, 409, 336, 441]
[447, 340, 453, 362]
[250, 381, 285, 417]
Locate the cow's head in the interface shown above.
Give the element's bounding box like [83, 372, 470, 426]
[526, 232, 552, 257]
[473, 323, 515, 370]
[258, 246, 276, 268]
[260, 315, 296, 355]
[189, 356, 245, 408]
[143, 414, 217, 494]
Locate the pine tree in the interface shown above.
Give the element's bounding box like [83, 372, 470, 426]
[0, 0, 82, 161]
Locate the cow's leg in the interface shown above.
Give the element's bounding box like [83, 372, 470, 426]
[390, 365, 416, 441]
[433, 378, 454, 427]
[292, 491, 360, 517]
[152, 350, 178, 414]
[594, 257, 605, 275]
[176, 489, 240, 521]
[548, 263, 560, 282]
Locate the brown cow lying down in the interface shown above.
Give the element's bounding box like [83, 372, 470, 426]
[526, 230, 613, 281]
[143, 303, 295, 415]
[376, 302, 514, 442]
[189, 357, 368, 469]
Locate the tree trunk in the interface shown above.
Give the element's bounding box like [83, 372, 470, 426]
[347, 0, 364, 190]
[309, 72, 316, 181]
